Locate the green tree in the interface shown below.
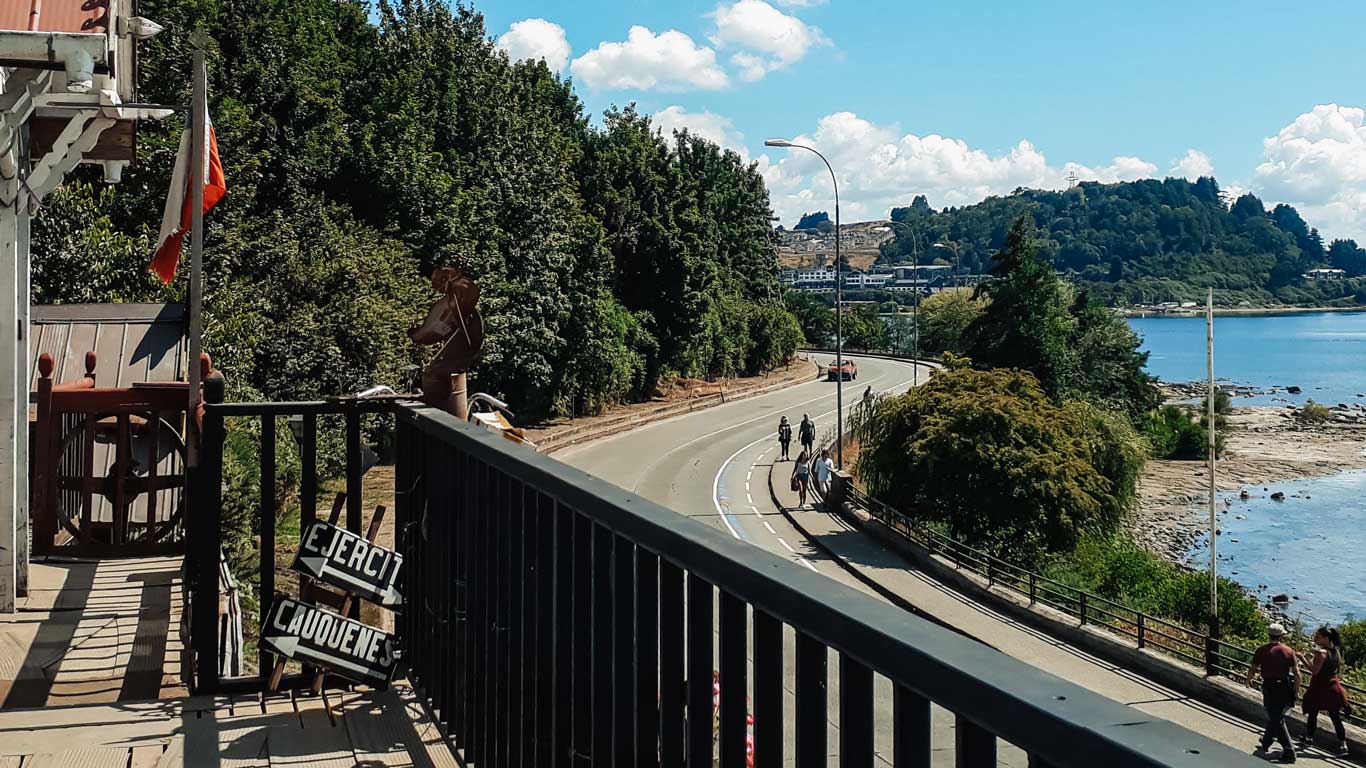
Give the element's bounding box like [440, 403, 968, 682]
[854, 362, 1133, 563]
[917, 289, 984, 355]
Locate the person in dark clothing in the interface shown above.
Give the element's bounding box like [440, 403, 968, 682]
[1248, 623, 1301, 763]
[1299, 625, 1352, 756]
[798, 413, 815, 455]
[777, 416, 793, 461]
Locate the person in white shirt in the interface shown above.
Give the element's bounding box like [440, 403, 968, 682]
[813, 450, 835, 496]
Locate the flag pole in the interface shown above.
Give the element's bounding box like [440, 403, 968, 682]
[187, 49, 206, 466]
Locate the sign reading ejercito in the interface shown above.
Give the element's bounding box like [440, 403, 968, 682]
[293, 520, 403, 608]
[262, 596, 397, 687]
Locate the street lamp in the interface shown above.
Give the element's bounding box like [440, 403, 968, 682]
[767, 138, 845, 469]
[885, 219, 921, 386]
[932, 241, 962, 289]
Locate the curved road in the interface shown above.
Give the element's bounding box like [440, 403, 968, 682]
[559, 354, 1355, 766]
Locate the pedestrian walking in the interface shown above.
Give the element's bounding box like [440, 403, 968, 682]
[813, 450, 834, 497]
[1248, 623, 1301, 763]
[798, 413, 815, 455]
[777, 416, 793, 461]
[791, 450, 811, 508]
[863, 385, 872, 402]
[1299, 625, 1352, 756]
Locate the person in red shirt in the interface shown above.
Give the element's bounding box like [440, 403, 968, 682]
[1247, 623, 1302, 763]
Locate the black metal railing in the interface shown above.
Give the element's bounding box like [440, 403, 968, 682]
[840, 481, 1366, 728]
[184, 391, 1264, 765]
[390, 402, 1256, 767]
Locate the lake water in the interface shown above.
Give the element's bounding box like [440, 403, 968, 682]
[1128, 311, 1366, 622]
[1130, 310, 1366, 406]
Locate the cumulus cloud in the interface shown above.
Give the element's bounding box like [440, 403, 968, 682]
[774, 0, 826, 6]
[653, 106, 748, 159]
[1170, 149, 1215, 180]
[711, 0, 828, 81]
[496, 18, 571, 72]
[1251, 104, 1366, 241]
[570, 26, 728, 91]
[760, 111, 1160, 225]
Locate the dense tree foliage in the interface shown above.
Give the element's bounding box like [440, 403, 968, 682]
[854, 361, 1144, 563]
[794, 211, 831, 230]
[916, 289, 983, 356]
[966, 219, 1162, 421]
[30, 0, 795, 419]
[883, 177, 1366, 307]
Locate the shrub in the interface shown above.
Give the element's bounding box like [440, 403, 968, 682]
[1340, 618, 1366, 669]
[1297, 399, 1332, 424]
[1142, 405, 1210, 459]
[854, 363, 1129, 563]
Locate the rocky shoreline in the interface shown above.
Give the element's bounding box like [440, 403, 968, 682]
[1132, 390, 1366, 566]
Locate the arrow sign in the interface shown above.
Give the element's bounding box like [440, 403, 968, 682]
[261, 596, 397, 687]
[292, 520, 404, 609]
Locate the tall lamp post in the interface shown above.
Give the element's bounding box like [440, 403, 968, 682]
[767, 138, 845, 469]
[886, 220, 921, 386]
[932, 240, 961, 289]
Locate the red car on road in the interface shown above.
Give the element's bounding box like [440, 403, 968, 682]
[827, 360, 857, 381]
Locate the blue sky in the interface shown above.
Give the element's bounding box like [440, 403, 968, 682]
[485, 1, 1366, 239]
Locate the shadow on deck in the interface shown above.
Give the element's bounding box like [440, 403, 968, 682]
[0, 556, 455, 766]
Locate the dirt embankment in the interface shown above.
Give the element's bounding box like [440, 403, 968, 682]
[1133, 403, 1366, 562]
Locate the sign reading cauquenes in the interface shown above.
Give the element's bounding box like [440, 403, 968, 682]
[262, 597, 397, 687]
[293, 520, 403, 608]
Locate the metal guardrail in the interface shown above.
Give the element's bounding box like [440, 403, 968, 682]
[841, 483, 1365, 727]
[183, 389, 1265, 765]
[391, 402, 1258, 767]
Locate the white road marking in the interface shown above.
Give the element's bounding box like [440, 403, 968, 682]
[763, 522, 776, 534]
[629, 363, 906, 492]
[777, 537, 796, 553]
[746, 470, 752, 481]
[746, 493, 753, 505]
[801, 559, 817, 572]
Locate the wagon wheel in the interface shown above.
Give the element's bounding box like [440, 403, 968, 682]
[56, 412, 189, 547]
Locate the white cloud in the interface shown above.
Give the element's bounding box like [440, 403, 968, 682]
[653, 106, 748, 159]
[1170, 149, 1215, 180]
[570, 26, 728, 92]
[711, 0, 828, 81]
[1250, 104, 1366, 241]
[774, 0, 826, 6]
[760, 111, 1160, 225]
[496, 18, 571, 72]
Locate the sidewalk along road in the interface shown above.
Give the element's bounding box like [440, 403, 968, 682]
[559, 352, 1357, 766]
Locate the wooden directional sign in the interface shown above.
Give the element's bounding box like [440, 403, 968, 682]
[292, 520, 403, 609]
[262, 596, 397, 687]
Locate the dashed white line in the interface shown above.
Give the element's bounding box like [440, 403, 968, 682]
[762, 521, 776, 534]
[750, 506, 762, 516]
[801, 559, 817, 572]
[776, 537, 796, 553]
[746, 470, 752, 481]
[746, 493, 754, 505]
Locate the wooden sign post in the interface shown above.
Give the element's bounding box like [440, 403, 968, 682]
[265, 492, 403, 693]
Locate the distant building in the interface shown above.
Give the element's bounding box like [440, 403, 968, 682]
[1304, 267, 1347, 280]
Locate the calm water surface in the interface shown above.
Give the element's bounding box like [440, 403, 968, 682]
[1129, 311, 1366, 622]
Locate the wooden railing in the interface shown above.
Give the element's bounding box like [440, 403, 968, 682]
[31, 352, 208, 556]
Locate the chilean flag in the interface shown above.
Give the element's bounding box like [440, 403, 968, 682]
[151, 113, 226, 284]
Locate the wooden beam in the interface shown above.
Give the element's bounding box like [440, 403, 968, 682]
[29, 117, 135, 162]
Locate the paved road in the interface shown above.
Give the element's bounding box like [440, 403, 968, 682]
[559, 354, 1354, 766]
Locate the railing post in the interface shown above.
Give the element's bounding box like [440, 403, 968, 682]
[1204, 636, 1217, 678]
[1028, 573, 1036, 606]
[191, 371, 226, 693]
[1137, 614, 1145, 649]
[1079, 593, 1087, 626]
[32, 354, 55, 556]
[985, 559, 994, 588]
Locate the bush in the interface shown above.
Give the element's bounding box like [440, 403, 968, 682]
[854, 362, 1131, 563]
[1340, 618, 1366, 670]
[1046, 535, 1268, 640]
[1143, 405, 1214, 460]
[1297, 399, 1332, 424]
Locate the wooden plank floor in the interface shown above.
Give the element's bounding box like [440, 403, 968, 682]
[1, 556, 186, 709]
[0, 686, 458, 768]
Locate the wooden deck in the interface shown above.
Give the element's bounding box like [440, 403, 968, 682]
[0, 686, 458, 767]
[1, 556, 459, 767]
[1, 556, 186, 708]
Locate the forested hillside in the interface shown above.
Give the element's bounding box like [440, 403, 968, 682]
[30, 0, 797, 420]
[881, 178, 1366, 307]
